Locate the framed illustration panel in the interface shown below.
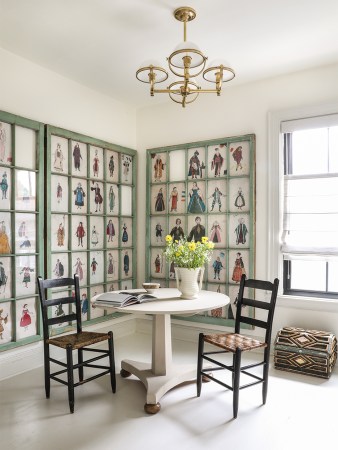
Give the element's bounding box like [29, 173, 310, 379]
[120, 185, 132, 216]
[0, 168, 11, 210]
[89, 216, 104, 249]
[0, 121, 12, 165]
[121, 218, 132, 247]
[187, 215, 206, 242]
[15, 213, 36, 254]
[168, 182, 185, 214]
[51, 175, 69, 212]
[72, 215, 87, 250]
[0, 301, 12, 343]
[208, 215, 226, 248]
[150, 248, 165, 279]
[106, 217, 119, 248]
[106, 250, 119, 281]
[0, 212, 12, 254]
[71, 140, 87, 177]
[71, 178, 87, 213]
[90, 181, 104, 214]
[105, 149, 119, 183]
[168, 216, 186, 241]
[51, 214, 68, 251]
[207, 144, 227, 178]
[187, 147, 206, 179]
[147, 133, 255, 328]
[0, 257, 12, 299]
[16, 297, 37, 340]
[46, 124, 137, 333]
[151, 216, 166, 246]
[51, 135, 69, 174]
[51, 253, 69, 279]
[228, 213, 250, 248]
[229, 141, 250, 176]
[72, 252, 87, 287]
[152, 152, 167, 183]
[169, 149, 185, 182]
[207, 283, 227, 319]
[151, 184, 167, 214]
[121, 249, 132, 279]
[229, 249, 250, 284]
[89, 146, 104, 179]
[207, 179, 227, 213]
[15, 126, 36, 170]
[15, 170, 36, 211]
[0, 110, 44, 351]
[229, 177, 250, 213]
[89, 251, 104, 284]
[80, 288, 89, 322]
[121, 154, 133, 184]
[187, 181, 206, 214]
[207, 249, 227, 283]
[106, 183, 119, 215]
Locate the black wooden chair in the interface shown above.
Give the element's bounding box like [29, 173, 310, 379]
[197, 275, 279, 418]
[37, 275, 116, 413]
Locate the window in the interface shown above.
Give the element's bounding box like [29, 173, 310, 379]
[281, 115, 338, 298]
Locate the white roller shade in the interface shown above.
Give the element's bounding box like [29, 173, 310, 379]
[281, 113, 338, 133]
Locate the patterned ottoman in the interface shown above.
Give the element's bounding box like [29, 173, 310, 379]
[274, 327, 337, 379]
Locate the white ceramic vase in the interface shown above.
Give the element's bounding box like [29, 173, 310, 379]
[174, 267, 204, 299]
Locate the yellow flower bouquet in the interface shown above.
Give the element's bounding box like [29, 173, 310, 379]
[163, 235, 214, 269]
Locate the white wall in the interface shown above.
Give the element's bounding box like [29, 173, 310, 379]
[0, 48, 137, 148]
[136, 62, 338, 338]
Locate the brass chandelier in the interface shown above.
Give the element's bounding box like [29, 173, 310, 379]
[136, 6, 235, 108]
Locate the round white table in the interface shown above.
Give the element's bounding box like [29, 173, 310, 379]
[92, 288, 229, 414]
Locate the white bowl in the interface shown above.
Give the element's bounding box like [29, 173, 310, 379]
[142, 282, 160, 293]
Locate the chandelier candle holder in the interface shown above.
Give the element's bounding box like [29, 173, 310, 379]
[136, 6, 235, 108]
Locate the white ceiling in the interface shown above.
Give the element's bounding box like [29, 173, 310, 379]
[1, 0, 338, 109]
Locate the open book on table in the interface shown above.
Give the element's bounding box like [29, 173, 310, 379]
[93, 291, 157, 308]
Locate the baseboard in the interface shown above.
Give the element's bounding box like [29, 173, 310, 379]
[0, 315, 135, 382]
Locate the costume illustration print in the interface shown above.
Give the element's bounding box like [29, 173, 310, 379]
[187, 147, 205, 179]
[16, 298, 37, 338]
[51, 135, 68, 174]
[152, 152, 166, 182]
[72, 253, 87, 286]
[0, 121, 12, 165]
[229, 141, 250, 176]
[72, 179, 86, 211]
[89, 251, 104, 283]
[121, 154, 132, 183]
[51, 175, 68, 212]
[187, 181, 206, 214]
[187, 216, 205, 243]
[208, 250, 226, 283]
[16, 213, 36, 254]
[106, 184, 119, 215]
[71, 140, 87, 177]
[229, 178, 250, 212]
[90, 146, 103, 179]
[208, 144, 227, 177]
[90, 181, 104, 213]
[90, 216, 104, 249]
[0, 214, 11, 254]
[105, 150, 119, 183]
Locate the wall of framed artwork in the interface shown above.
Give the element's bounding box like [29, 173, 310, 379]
[0, 110, 44, 350]
[0, 111, 136, 352]
[45, 125, 137, 334]
[146, 134, 256, 327]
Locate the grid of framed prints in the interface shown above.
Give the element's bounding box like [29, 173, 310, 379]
[0, 110, 44, 350]
[146, 134, 256, 327]
[45, 126, 137, 333]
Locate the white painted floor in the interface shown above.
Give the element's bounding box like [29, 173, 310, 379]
[1, 332, 337, 450]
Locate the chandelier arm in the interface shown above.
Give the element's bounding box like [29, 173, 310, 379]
[152, 88, 219, 94]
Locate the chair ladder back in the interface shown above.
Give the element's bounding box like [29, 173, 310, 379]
[37, 275, 82, 338]
[235, 275, 279, 340]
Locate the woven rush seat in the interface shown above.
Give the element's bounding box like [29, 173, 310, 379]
[47, 331, 110, 350]
[204, 333, 267, 352]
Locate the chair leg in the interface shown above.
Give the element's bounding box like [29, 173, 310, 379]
[108, 331, 116, 393]
[197, 333, 205, 397]
[78, 349, 84, 382]
[262, 348, 270, 405]
[233, 348, 242, 419]
[66, 345, 75, 414]
[43, 343, 51, 399]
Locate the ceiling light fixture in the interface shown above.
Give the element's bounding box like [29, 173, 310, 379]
[136, 6, 235, 108]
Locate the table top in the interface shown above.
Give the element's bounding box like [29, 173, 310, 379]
[92, 288, 229, 315]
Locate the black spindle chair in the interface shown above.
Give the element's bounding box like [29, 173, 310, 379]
[197, 275, 279, 418]
[37, 275, 116, 413]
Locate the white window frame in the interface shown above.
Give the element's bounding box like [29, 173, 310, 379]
[268, 103, 338, 312]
